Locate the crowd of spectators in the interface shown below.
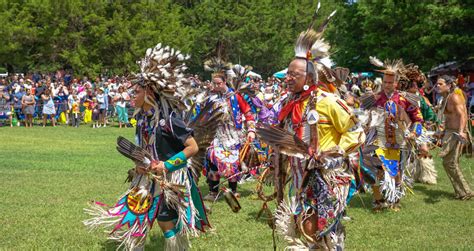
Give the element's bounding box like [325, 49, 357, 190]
[0, 72, 133, 128]
[1, 71, 472, 129]
[0, 71, 285, 128]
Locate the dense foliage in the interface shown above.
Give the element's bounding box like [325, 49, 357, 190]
[0, 0, 472, 76]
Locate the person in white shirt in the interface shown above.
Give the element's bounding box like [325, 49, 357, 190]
[113, 85, 130, 128]
[96, 87, 107, 127]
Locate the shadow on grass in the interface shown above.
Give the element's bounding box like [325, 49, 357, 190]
[197, 182, 255, 198]
[102, 240, 127, 251]
[147, 233, 166, 250]
[247, 208, 275, 227]
[101, 233, 165, 250]
[413, 184, 454, 204]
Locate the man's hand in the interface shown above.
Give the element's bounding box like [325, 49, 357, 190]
[150, 161, 165, 175]
[459, 131, 468, 141]
[457, 131, 469, 144]
[345, 94, 355, 106]
[247, 131, 256, 141]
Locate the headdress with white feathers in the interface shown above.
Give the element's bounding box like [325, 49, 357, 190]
[369, 56, 404, 77]
[203, 57, 232, 80]
[129, 43, 197, 121]
[293, 2, 336, 85]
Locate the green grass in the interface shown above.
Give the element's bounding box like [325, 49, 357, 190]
[0, 126, 473, 250]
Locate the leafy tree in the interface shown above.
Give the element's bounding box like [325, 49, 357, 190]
[0, 0, 471, 77]
[326, 0, 474, 72]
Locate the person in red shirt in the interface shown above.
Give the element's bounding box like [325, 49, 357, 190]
[366, 57, 426, 212]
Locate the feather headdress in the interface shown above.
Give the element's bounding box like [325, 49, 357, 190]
[228, 64, 255, 95]
[294, 11, 335, 62]
[129, 43, 197, 120]
[294, 2, 336, 85]
[204, 41, 233, 80]
[398, 63, 427, 91]
[203, 56, 232, 79]
[369, 56, 404, 76]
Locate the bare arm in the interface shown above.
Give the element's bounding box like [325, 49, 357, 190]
[451, 94, 467, 134]
[182, 136, 199, 159]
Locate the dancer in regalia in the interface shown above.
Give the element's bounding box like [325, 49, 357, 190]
[257, 6, 364, 249]
[202, 58, 256, 201]
[360, 56, 426, 212]
[84, 43, 217, 250]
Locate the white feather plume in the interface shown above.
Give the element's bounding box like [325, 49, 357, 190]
[130, 43, 201, 114]
[294, 30, 319, 58]
[369, 56, 384, 68]
[310, 39, 331, 61]
[317, 57, 334, 68]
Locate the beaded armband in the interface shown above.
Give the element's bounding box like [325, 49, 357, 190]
[164, 151, 187, 173]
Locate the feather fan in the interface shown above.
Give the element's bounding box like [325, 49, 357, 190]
[359, 93, 377, 109]
[187, 102, 225, 182]
[333, 67, 350, 85]
[400, 91, 421, 107]
[256, 124, 309, 159]
[116, 136, 152, 167]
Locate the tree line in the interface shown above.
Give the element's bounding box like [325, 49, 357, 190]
[0, 0, 472, 77]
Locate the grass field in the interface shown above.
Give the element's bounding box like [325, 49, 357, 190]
[0, 126, 473, 250]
